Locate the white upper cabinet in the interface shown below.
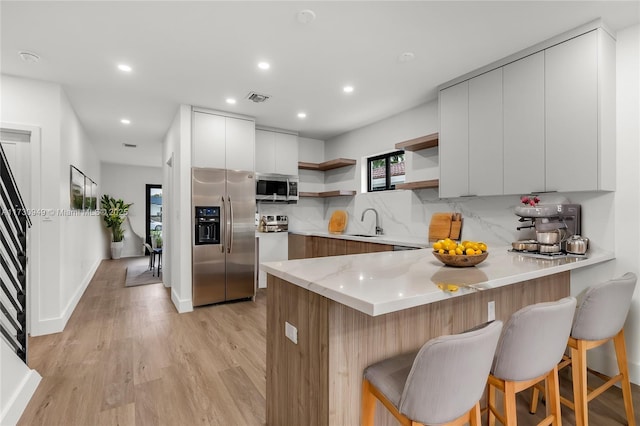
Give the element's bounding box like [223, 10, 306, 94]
[192, 110, 255, 171]
[193, 111, 225, 169]
[469, 68, 503, 196]
[439, 25, 615, 197]
[226, 116, 255, 171]
[255, 130, 277, 174]
[503, 51, 545, 195]
[545, 29, 614, 192]
[439, 81, 469, 198]
[255, 129, 298, 175]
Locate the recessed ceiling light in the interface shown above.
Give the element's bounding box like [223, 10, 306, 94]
[258, 62, 270, 70]
[398, 52, 416, 63]
[343, 85, 354, 93]
[117, 64, 132, 72]
[18, 51, 40, 63]
[226, 98, 237, 104]
[296, 9, 316, 24]
[297, 112, 307, 119]
[120, 118, 131, 125]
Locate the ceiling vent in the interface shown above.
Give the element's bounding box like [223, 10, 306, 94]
[123, 143, 137, 148]
[246, 92, 271, 103]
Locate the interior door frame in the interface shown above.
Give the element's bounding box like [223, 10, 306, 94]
[145, 184, 162, 254]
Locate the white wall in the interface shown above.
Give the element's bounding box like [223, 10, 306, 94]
[0, 74, 104, 423]
[0, 75, 104, 336]
[289, 24, 640, 383]
[162, 105, 193, 313]
[100, 162, 162, 257]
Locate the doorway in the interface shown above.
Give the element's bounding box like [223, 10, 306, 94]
[145, 184, 162, 253]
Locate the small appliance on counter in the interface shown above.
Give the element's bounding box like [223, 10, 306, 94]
[258, 214, 288, 232]
[510, 203, 587, 259]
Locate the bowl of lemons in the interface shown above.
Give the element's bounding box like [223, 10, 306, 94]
[432, 239, 488, 267]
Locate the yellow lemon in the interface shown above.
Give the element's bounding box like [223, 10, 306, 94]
[438, 249, 445, 254]
[448, 249, 456, 256]
[479, 243, 488, 251]
[433, 241, 443, 251]
[455, 247, 463, 255]
[465, 248, 474, 256]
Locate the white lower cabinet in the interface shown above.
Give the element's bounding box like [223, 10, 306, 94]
[257, 232, 288, 288]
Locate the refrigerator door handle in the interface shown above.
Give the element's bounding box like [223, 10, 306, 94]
[228, 195, 234, 253]
[220, 196, 226, 253]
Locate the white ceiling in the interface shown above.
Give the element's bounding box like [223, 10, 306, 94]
[2, 1, 638, 167]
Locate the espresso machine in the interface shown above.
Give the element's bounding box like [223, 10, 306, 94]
[512, 203, 582, 257]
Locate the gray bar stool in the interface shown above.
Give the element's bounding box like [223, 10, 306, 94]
[488, 297, 577, 426]
[530, 272, 637, 426]
[361, 320, 503, 426]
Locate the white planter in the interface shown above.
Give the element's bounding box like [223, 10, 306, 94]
[111, 241, 124, 259]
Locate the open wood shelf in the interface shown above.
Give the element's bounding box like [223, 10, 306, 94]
[299, 190, 357, 198]
[395, 133, 439, 152]
[298, 158, 357, 171]
[394, 179, 439, 190]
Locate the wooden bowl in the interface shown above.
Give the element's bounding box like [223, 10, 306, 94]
[432, 251, 489, 267]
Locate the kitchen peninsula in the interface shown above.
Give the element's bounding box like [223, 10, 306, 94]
[262, 248, 614, 426]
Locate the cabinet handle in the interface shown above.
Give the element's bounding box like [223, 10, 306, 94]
[220, 196, 226, 253]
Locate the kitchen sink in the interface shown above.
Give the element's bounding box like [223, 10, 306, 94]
[345, 234, 378, 237]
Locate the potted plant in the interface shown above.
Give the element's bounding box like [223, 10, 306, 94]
[151, 229, 163, 249]
[101, 194, 133, 259]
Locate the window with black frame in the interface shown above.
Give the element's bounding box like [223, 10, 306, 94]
[367, 151, 405, 192]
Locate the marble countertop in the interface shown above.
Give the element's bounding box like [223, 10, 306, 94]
[260, 247, 614, 316]
[287, 230, 430, 248]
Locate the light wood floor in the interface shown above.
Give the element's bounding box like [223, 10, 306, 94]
[19, 257, 640, 426]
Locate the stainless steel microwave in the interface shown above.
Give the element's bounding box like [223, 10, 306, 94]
[255, 173, 299, 203]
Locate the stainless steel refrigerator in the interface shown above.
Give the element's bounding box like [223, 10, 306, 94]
[192, 167, 255, 306]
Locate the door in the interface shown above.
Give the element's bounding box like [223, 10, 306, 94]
[469, 68, 503, 196]
[225, 169, 256, 300]
[225, 117, 255, 172]
[192, 111, 226, 169]
[503, 51, 545, 195]
[192, 168, 226, 306]
[545, 30, 598, 192]
[439, 81, 469, 198]
[145, 184, 162, 251]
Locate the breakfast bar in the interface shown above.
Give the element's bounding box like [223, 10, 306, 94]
[262, 247, 614, 426]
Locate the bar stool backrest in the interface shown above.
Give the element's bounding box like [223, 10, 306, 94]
[572, 272, 637, 341]
[492, 297, 576, 382]
[399, 320, 503, 425]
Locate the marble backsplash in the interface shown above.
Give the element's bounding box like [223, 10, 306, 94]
[259, 189, 614, 250]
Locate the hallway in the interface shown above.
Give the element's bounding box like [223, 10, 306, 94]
[19, 258, 266, 425]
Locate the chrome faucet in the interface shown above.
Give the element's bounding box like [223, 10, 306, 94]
[361, 208, 383, 235]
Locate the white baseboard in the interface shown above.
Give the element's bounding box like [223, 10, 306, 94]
[29, 257, 101, 337]
[171, 289, 193, 313]
[0, 369, 41, 426]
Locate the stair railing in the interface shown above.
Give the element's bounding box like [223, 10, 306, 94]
[0, 143, 31, 363]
